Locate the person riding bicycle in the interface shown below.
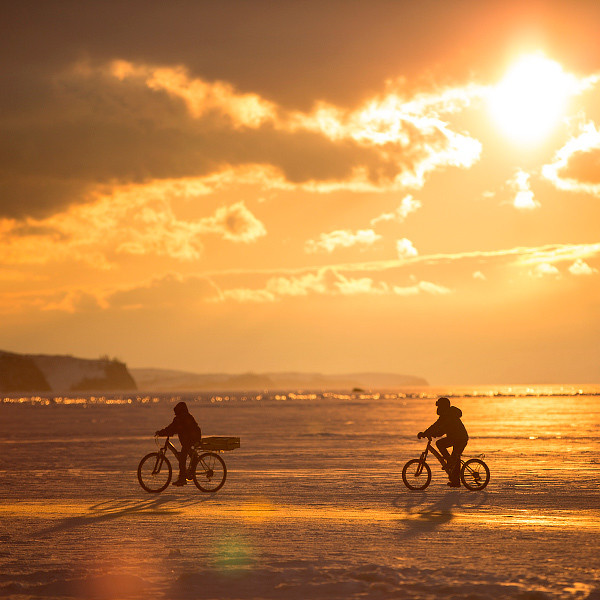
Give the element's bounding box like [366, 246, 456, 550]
[418, 397, 468, 487]
[155, 401, 202, 486]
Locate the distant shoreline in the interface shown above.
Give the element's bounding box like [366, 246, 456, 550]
[129, 367, 429, 392]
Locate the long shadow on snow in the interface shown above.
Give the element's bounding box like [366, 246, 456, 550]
[391, 490, 490, 538]
[31, 494, 213, 538]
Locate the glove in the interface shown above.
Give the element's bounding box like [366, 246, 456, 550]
[417, 432, 425, 439]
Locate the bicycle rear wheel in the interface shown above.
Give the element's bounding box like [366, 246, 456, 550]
[138, 452, 172, 493]
[402, 459, 432, 490]
[193, 452, 227, 492]
[460, 458, 490, 491]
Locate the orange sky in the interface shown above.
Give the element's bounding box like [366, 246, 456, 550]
[1, 1, 600, 384]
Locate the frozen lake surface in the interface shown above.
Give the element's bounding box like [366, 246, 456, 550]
[1, 386, 599, 599]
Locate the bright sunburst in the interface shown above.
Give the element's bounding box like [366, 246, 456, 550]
[489, 54, 576, 145]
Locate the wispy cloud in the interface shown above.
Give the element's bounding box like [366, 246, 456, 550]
[5, 241, 598, 313]
[393, 280, 452, 296]
[221, 271, 453, 303]
[370, 195, 421, 226]
[137, 63, 277, 128]
[223, 268, 391, 302]
[305, 229, 381, 254]
[0, 185, 266, 267]
[221, 267, 449, 303]
[107, 273, 221, 310]
[514, 243, 600, 267]
[198, 242, 600, 280]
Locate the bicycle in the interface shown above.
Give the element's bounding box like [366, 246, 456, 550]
[137, 435, 239, 493]
[402, 436, 490, 491]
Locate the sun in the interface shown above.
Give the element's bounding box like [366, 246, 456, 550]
[488, 54, 576, 145]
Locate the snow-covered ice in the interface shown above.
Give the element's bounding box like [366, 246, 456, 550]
[0, 387, 598, 599]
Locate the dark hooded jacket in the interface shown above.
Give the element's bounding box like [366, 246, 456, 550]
[423, 405, 468, 442]
[157, 401, 202, 449]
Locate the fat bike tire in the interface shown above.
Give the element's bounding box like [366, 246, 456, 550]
[402, 459, 432, 490]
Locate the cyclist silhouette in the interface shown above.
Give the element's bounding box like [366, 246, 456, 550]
[418, 397, 468, 487]
[155, 401, 202, 486]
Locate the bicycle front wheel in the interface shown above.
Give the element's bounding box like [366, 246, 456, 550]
[460, 458, 490, 491]
[193, 452, 227, 492]
[138, 452, 172, 493]
[402, 459, 432, 490]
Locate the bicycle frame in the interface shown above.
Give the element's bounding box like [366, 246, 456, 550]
[153, 436, 197, 475]
[417, 437, 463, 473]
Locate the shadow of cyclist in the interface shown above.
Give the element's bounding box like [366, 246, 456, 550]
[32, 495, 212, 538]
[392, 490, 490, 539]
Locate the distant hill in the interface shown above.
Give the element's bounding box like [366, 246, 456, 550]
[0, 351, 137, 393]
[130, 368, 428, 392]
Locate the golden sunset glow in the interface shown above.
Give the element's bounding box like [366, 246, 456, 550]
[1, 3, 600, 385]
[488, 54, 577, 144]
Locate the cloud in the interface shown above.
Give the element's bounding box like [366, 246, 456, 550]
[217, 265, 455, 303]
[206, 242, 600, 282]
[514, 242, 600, 267]
[269, 268, 387, 296]
[392, 281, 452, 296]
[41, 290, 106, 313]
[473, 271, 486, 281]
[132, 60, 484, 191]
[396, 238, 418, 259]
[542, 121, 600, 196]
[107, 273, 221, 309]
[0, 185, 266, 266]
[1, 273, 223, 314]
[221, 288, 277, 303]
[568, 259, 598, 276]
[130, 61, 278, 128]
[305, 229, 381, 254]
[529, 263, 561, 278]
[509, 170, 539, 210]
[223, 267, 391, 302]
[370, 194, 421, 226]
[199, 202, 267, 243]
[6, 240, 598, 313]
[0, 58, 482, 219]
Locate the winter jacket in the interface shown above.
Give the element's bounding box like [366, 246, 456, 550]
[423, 405, 468, 442]
[157, 401, 202, 449]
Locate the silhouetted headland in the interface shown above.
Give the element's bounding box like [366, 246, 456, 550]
[0, 350, 137, 393]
